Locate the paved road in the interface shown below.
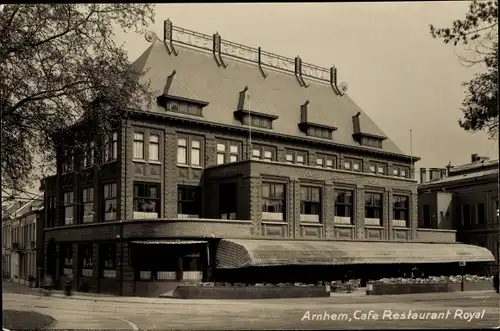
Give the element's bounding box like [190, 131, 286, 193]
[3, 290, 499, 330]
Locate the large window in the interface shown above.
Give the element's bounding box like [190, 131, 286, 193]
[47, 195, 56, 228]
[81, 187, 94, 224]
[177, 186, 201, 218]
[334, 190, 353, 224]
[133, 132, 144, 160]
[82, 142, 95, 168]
[219, 183, 237, 220]
[103, 183, 117, 221]
[217, 140, 240, 165]
[62, 150, 74, 173]
[392, 195, 409, 227]
[103, 132, 118, 163]
[300, 186, 321, 222]
[100, 244, 116, 278]
[342, 158, 362, 172]
[60, 244, 73, 276]
[285, 150, 306, 165]
[393, 166, 410, 178]
[251, 144, 276, 161]
[365, 192, 382, 226]
[422, 204, 431, 228]
[261, 182, 285, 221]
[63, 191, 74, 225]
[316, 154, 336, 169]
[149, 134, 160, 162]
[369, 162, 387, 175]
[177, 136, 202, 167]
[79, 244, 94, 277]
[133, 183, 160, 219]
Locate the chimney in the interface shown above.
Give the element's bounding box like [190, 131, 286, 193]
[471, 153, 479, 163]
[446, 161, 453, 176]
[420, 168, 427, 183]
[440, 169, 447, 179]
[429, 168, 442, 181]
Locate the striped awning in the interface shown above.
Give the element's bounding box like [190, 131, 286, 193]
[131, 240, 207, 245]
[216, 239, 495, 269]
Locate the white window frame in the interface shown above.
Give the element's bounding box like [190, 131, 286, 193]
[148, 134, 160, 162]
[81, 187, 94, 223]
[177, 136, 203, 166]
[133, 132, 144, 160]
[103, 183, 117, 221]
[64, 191, 74, 225]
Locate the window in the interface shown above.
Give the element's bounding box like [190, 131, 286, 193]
[462, 204, 471, 227]
[243, 115, 273, 129]
[133, 182, 160, 219]
[149, 134, 160, 162]
[316, 154, 336, 169]
[63, 191, 74, 225]
[167, 101, 202, 117]
[361, 136, 383, 148]
[285, 150, 307, 165]
[365, 192, 382, 226]
[393, 166, 410, 178]
[177, 137, 202, 166]
[60, 244, 73, 276]
[103, 183, 117, 221]
[79, 244, 93, 277]
[422, 204, 431, 228]
[216, 140, 240, 165]
[177, 186, 201, 218]
[392, 195, 409, 227]
[47, 195, 56, 228]
[81, 187, 94, 224]
[133, 132, 144, 160]
[251, 145, 276, 161]
[334, 190, 353, 224]
[343, 158, 362, 172]
[62, 149, 74, 173]
[218, 182, 237, 220]
[369, 162, 387, 175]
[100, 244, 116, 278]
[306, 126, 332, 139]
[103, 132, 118, 163]
[261, 182, 285, 221]
[471, 204, 477, 225]
[300, 186, 321, 222]
[82, 142, 95, 168]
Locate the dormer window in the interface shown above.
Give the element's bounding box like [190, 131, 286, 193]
[166, 100, 203, 117]
[234, 86, 278, 129]
[361, 136, 383, 148]
[352, 112, 386, 148]
[298, 100, 337, 139]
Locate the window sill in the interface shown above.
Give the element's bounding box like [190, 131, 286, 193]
[299, 222, 324, 227]
[392, 226, 410, 230]
[177, 163, 189, 168]
[333, 223, 355, 227]
[261, 220, 287, 225]
[133, 159, 147, 163]
[365, 225, 383, 229]
[101, 160, 117, 165]
[148, 160, 162, 165]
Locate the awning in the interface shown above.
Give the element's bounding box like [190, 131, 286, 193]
[131, 240, 207, 245]
[216, 239, 495, 269]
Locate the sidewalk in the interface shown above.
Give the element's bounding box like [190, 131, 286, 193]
[3, 280, 497, 305]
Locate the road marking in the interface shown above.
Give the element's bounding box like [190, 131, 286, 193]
[111, 317, 139, 331]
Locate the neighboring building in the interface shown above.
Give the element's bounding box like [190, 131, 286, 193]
[2, 194, 44, 285]
[43, 20, 493, 297]
[418, 153, 499, 274]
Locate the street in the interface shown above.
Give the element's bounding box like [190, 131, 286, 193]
[3, 287, 499, 330]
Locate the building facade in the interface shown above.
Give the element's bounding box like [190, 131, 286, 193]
[2, 195, 44, 285]
[43, 21, 494, 297]
[418, 154, 499, 274]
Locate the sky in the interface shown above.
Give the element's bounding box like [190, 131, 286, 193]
[114, 2, 496, 171]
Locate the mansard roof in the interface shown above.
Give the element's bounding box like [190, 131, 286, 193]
[131, 21, 412, 158]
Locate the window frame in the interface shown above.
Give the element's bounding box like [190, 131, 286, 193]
[63, 191, 74, 225]
[103, 132, 118, 163]
[216, 140, 241, 165]
[218, 182, 238, 220]
[284, 150, 307, 165]
[361, 136, 383, 148]
[81, 141, 95, 169]
[422, 204, 431, 228]
[364, 192, 383, 226]
[148, 134, 160, 162]
[60, 244, 73, 272]
[300, 186, 321, 222]
[242, 114, 273, 129]
[133, 131, 145, 160]
[177, 186, 201, 217]
[477, 203, 485, 225]
[177, 135, 203, 167]
[81, 187, 94, 224]
[369, 161, 387, 175]
[62, 149, 74, 174]
[334, 190, 354, 224]
[261, 182, 286, 221]
[99, 243, 116, 278]
[343, 158, 362, 172]
[79, 244, 94, 277]
[47, 195, 56, 228]
[393, 165, 410, 178]
[133, 182, 161, 218]
[316, 154, 337, 169]
[103, 183, 117, 221]
[392, 195, 410, 227]
[167, 100, 203, 117]
[251, 144, 276, 161]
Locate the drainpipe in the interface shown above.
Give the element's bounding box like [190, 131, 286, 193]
[497, 106, 500, 292]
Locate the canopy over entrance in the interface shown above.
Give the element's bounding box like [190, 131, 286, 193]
[215, 239, 495, 269]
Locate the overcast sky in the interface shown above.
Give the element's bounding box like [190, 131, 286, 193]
[114, 2, 496, 170]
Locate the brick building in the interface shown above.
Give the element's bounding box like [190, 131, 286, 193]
[42, 20, 494, 297]
[418, 153, 499, 274]
[2, 194, 44, 285]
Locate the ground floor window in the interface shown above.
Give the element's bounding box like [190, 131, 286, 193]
[365, 192, 382, 226]
[300, 186, 321, 223]
[79, 244, 94, 277]
[60, 244, 73, 276]
[334, 190, 354, 224]
[177, 186, 201, 218]
[133, 182, 160, 219]
[100, 243, 116, 278]
[261, 182, 285, 221]
[218, 182, 237, 220]
[393, 195, 409, 227]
